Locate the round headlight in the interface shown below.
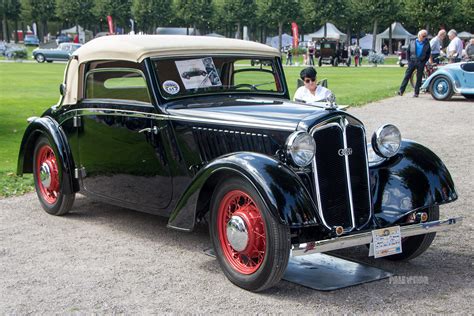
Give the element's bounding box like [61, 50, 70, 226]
[371, 124, 401, 158]
[286, 131, 316, 167]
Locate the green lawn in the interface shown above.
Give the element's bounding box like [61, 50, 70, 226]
[0, 61, 406, 197]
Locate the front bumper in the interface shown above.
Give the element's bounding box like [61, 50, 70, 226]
[291, 217, 462, 257]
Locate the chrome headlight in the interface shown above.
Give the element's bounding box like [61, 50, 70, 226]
[286, 131, 316, 167]
[371, 124, 401, 158]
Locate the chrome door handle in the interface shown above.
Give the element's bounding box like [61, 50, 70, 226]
[138, 126, 158, 134]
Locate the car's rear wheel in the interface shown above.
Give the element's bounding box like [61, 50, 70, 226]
[33, 136, 75, 215]
[384, 206, 439, 261]
[430, 75, 454, 101]
[35, 53, 45, 63]
[210, 177, 290, 292]
[318, 57, 322, 67]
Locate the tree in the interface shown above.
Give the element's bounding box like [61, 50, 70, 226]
[131, 0, 172, 34]
[214, 0, 255, 39]
[359, 0, 395, 51]
[175, 0, 213, 34]
[95, 0, 131, 33]
[405, 0, 455, 33]
[1, 0, 22, 42]
[30, 0, 55, 42]
[257, 0, 300, 51]
[56, 0, 95, 36]
[303, 0, 347, 38]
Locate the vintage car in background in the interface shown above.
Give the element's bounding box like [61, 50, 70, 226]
[56, 34, 72, 45]
[397, 45, 408, 67]
[421, 61, 474, 100]
[18, 35, 461, 292]
[24, 34, 40, 46]
[318, 40, 351, 67]
[32, 43, 82, 63]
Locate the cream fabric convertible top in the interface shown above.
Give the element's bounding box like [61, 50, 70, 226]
[59, 35, 280, 105]
[72, 35, 280, 63]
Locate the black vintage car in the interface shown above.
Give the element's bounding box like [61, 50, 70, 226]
[18, 35, 461, 292]
[318, 40, 351, 67]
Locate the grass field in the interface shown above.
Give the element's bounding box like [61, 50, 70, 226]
[0, 61, 406, 197]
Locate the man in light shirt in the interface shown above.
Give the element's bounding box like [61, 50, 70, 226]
[429, 29, 446, 63]
[293, 67, 332, 103]
[447, 29, 463, 63]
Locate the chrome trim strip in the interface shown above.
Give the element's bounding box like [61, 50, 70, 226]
[311, 122, 342, 230]
[359, 126, 374, 229]
[291, 217, 463, 256]
[61, 107, 296, 131]
[341, 117, 356, 232]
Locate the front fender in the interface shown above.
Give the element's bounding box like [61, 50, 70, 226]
[370, 140, 457, 226]
[421, 69, 456, 91]
[17, 116, 78, 194]
[167, 152, 319, 231]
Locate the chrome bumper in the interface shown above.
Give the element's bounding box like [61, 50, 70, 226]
[291, 217, 462, 257]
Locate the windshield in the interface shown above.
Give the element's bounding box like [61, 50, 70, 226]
[153, 56, 285, 99]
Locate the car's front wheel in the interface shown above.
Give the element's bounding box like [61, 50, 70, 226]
[210, 177, 290, 292]
[430, 75, 454, 101]
[385, 206, 439, 261]
[33, 136, 75, 215]
[35, 53, 45, 63]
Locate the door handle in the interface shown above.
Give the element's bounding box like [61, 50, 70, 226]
[138, 126, 159, 134]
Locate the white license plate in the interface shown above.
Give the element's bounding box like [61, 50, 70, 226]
[370, 226, 402, 258]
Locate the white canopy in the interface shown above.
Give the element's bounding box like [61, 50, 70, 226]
[375, 22, 414, 52]
[458, 31, 473, 39]
[355, 34, 374, 50]
[60, 25, 93, 43]
[305, 23, 347, 42]
[265, 33, 293, 48]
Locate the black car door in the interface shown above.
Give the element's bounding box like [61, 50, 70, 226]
[77, 67, 172, 211]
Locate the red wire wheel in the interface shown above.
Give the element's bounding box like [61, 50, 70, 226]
[35, 144, 60, 204]
[217, 190, 266, 275]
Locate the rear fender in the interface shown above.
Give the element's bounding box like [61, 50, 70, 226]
[17, 116, 78, 194]
[167, 152, 319, 231]
[370, 140, 457, 226]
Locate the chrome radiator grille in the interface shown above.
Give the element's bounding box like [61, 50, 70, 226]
[192, 127, 273, 161]
[311, 117, 372, 231]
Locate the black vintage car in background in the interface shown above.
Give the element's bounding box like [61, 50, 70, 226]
[17, 35, 461, 292]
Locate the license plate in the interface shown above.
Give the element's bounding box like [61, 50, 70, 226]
[370, 226, 402, 258]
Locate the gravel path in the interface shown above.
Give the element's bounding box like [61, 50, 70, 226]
[1, 94, 473, 313]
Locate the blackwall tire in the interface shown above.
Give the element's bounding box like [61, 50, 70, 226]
[33, 136, 75, 216]
[35, 54, 45, 63]
[210, 177, 291, 292]
[384, 206, 439, 261]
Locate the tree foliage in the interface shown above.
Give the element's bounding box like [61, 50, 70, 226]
[131, 0, 172, 33]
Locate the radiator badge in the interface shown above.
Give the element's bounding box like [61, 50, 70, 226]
[338, 148, 353, 156]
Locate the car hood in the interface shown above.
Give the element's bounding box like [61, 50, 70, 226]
[165, 96, 336, 131]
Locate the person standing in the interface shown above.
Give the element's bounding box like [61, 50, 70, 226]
[465, 38, 474, 58]
[447, 29, 463, 63]
[308, 43, 315, 65]
[353, 45, 361, 67]
[398, 29, 431, 97]
[286, 48, 293, 65]
[429, 29, 446, 63]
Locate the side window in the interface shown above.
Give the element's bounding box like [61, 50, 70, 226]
[85, 69, 151, 103]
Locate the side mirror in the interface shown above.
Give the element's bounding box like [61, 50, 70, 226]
[59, 83, 67, 95]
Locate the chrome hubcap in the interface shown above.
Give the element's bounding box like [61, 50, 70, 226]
[436, 81, 447, 94]
[226, 215, 249, 252]
[40, 162, 51, 188]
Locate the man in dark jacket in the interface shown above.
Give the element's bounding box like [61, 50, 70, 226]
[398, 29, 431, 97]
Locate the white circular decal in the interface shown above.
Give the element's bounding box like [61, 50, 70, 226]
[162, 80, 180, 95]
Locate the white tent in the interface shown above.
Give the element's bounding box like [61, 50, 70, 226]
[304, 23, 347, 42]
[60, 25, 93, 43]
[458, 31, 473, 39]
[265, 33, 293, 48]
[375, 22, 414, 52]
[354, 34, 374, 50]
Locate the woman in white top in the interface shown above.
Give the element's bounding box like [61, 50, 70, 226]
[293, 67, 332, 104]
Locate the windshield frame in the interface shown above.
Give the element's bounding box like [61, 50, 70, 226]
[150, 54, 289, 103]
